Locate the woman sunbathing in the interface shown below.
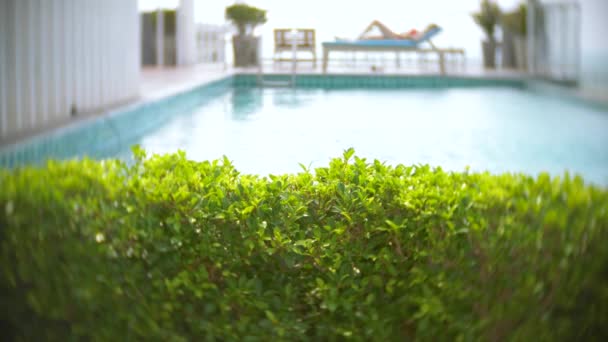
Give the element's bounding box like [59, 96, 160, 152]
[359, 20, 438, 40]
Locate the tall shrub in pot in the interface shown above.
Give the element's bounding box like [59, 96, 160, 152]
[225, 4, 267, 67]
[473, 0, 501, 69]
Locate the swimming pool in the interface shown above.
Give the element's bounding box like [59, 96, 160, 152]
[2, 75, 608, 185]
[127, 85, 608, 184]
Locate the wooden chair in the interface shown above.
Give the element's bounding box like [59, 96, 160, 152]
[274, 29, 317, 67]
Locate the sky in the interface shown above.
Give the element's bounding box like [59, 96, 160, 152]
[139, 0, 608, 64]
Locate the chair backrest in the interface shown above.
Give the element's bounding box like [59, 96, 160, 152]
[415, 26, 442, 43]
[274, 29, 316, 51]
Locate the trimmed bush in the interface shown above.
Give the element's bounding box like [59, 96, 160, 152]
[1, 148, 607, 341]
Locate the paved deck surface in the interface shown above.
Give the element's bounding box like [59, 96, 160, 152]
[1, 64, 232, 146]
[140, 64, 233, 100]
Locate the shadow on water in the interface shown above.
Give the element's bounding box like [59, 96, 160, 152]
[230, 88, 319, 121]
[230, 88, 264, 120]
[272, 88, 320, 109]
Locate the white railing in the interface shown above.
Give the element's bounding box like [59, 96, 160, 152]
[196, 24, 229, 65]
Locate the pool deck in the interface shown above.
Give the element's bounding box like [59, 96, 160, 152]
[140, 64, 234, 100]
[0, 64, 234, 147]
[2, 61, 606, 148]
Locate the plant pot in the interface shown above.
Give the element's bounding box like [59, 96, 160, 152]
[482, 40, 496, 69]
[232, 35, 260, 67]
[501, 30, 516, 69]
[513, 36, 528, 71]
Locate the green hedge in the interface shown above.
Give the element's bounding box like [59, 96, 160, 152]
[1, 148, 607, 341]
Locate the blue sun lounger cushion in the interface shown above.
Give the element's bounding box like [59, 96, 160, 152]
[323, 26, 442, 47]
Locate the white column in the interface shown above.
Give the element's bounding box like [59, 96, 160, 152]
[177, 0, 197, 66]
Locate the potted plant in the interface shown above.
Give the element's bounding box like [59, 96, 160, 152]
[225, 3, 267, 67]
[472, 0, 501, 69]
[502, 3, 528, 70]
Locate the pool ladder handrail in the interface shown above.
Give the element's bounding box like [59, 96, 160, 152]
[257, 30, 298, 88]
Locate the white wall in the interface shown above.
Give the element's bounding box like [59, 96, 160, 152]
[0, 0, 140, 140]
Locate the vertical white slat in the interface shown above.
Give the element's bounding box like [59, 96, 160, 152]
[89, 0, 96, 108]
[133, 0, 142, 97]
[79, 0, 84, 110]
[26, 0, 36, 130]
[50, 0, 61, 120]
[91, 0, 100, 109]
[116, 0, 124, 101]
[99, 0, 107, 106]
[79, 0, 95, 111]
[86, 0, 95, 110]
[77, 0, 91, 110]
[126, 2, 140, 98]
[74, 0, 89, 112]
[14, 0, 23, 131]
[0, 0, 7, 137]
[99, 0, 107, 107]
[119, 0, 127, 99]
[123, 0, 130, 98]
[19, 0, 29, 130]
[63, 0, 72, 118]
[4, 0, 16, 135]
[117, 0, 126, 102]
[107, 0, 116, 106]
[36, 0, 48, 125]
[69, 0, 80, 113]
[56, 0, 65, 119]
[40, 0, 51, 123]
[120, 1, 128, 102]
[71, 0, 80, 113]
[88, 0, 95, 109]
[59, 0, 76, 117]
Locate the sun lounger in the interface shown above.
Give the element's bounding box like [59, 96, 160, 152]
[322, 25, 464, 74]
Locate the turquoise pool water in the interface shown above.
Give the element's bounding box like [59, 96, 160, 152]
[131, 86, 608, 185]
